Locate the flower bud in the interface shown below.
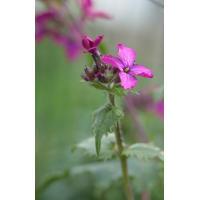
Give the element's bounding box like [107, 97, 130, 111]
[93, 64, 99, 74]
[92, 51, 101, 64]
[99, 63, 105, 74]
[97, 72, 108, 83]
[108, 65, 113, 71]
[105, 63, 108, 70]
[113, 67, 119, 74]
[97, 72, 103, 80]
[81, 73, 90, 82]
[100, 74, 109, 83]
[114, 75, 121, 84]
[82, 37, 91, 50]
[84, 66, 95, 81]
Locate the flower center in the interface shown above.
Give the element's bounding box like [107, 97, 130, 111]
[124, 67, 130, 73]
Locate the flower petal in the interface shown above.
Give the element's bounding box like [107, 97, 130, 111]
[101, 55, 124, 71]
[52, 33, 81, 61]
[87, 11, 111, 20]
[117, 44, 136, 67]
[82, 35, 93, 49]
[82, 47, 97, 54]
[93, 35, 104, 47]
[129, 65, 154, 78]
[35, 29, 47, 42]
[119, 72, 138, 90]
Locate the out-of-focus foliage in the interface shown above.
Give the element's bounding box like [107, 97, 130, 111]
[122, 143, 164, 161]
[71, 133, 117, 161]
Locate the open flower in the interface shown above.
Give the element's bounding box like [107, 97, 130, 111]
[82, 35, 104, 54]
[101, 44, 154, 90]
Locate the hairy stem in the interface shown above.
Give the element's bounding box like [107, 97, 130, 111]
[108, 93, 134, 200]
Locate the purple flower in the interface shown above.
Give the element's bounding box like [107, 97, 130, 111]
[154, 100, 164, 119]
[101, 44, 154, 90]
[35, 11, 55, 42]
[77, 0, 111, 21]
[52, 31, 82, 61]
[82, 35, 104, 54]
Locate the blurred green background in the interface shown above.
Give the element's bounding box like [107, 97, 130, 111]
[36, 1, 164, 199]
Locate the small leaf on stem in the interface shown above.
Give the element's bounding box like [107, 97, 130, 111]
[92, 104, 124, 156]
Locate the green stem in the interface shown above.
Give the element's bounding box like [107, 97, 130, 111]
[108, 93, 134, 200]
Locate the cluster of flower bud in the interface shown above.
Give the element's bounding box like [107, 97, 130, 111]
[81, 50, 121, 85]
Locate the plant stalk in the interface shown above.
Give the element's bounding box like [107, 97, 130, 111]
[108, 93, 134, 200]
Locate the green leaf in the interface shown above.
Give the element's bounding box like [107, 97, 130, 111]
[71, 133, 117, 161]
[92, 104, 124, 156]
[36, 158, 163, 198]
[79, 80, 108, 91]
[122, 143, 164, 161]
[88, 82, 107, 91]
[109, 84, 140, 97]
[78, 80, 86, 84]
[131, 88, 140, 95]
[35, 170, 70, 198]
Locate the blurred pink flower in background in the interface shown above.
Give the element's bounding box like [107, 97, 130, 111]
[77, 0, 111, 21]
[124, 86, 164, 120]
[153, 99, 164, 119]
[35, 0, 110, 61]
[35, 11, 56, 42]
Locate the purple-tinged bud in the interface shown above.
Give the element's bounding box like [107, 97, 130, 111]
[105, 63, 108, 70]
[100, 74, 109, 83]
[93, 64, 99, 74]
[92, 54, 97, 65]
[96, 72, 103, 80]
[84, 66, 95, 81]
[97, 72, 108, 83]
[114, 75, 121, 84]
[99, 63, 105, 74]
[81, 73, 90, 82]
[93, 51, 101, 64]
[82, 37, 92, 50]
[113, 67, 119, 74]
[108, 65, 114, 71]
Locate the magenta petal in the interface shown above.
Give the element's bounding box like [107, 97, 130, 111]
[35, 29, 46, 42]
[83, 47, 98, 54]
[65, 40, 81, 61]
[129, 65, 154, 78]
[117, 44, 136, 67]
[81, 0, 93, 9]
[93, 35, 104, 47]
[101, 55, 124, 71]
[82, 35, 93, 49]
[35, 11, 55, 23]
[52, 33, 81, 61]
[119, 72, 138, 90]
[92, 12, 111, 19]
